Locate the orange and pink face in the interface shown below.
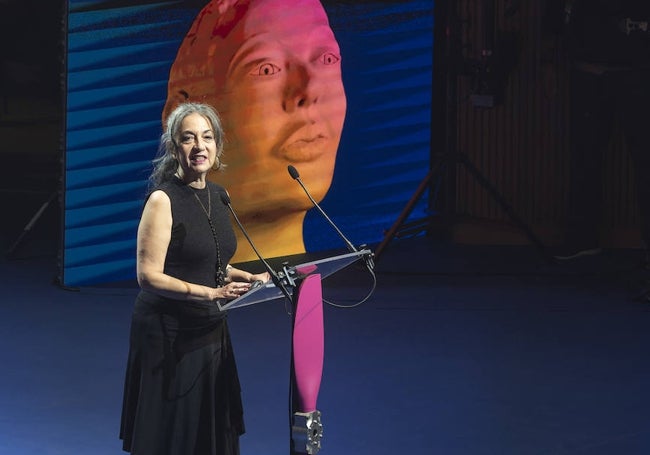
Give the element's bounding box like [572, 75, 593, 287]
[165, 0, 346, 219]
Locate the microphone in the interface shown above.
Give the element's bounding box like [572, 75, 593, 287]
[220, 191, 292, 300]
[287, 165, 374, 270]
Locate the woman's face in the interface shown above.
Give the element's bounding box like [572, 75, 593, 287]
[212, 0, 346, 218]
[174, 113, 218, 180]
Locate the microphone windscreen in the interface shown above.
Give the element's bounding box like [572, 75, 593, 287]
[287, 165, 300, 180]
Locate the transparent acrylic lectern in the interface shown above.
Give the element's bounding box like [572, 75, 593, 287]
[217, 249, 372, 455]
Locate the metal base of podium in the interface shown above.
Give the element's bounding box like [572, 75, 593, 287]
[291, 410, 323, 455]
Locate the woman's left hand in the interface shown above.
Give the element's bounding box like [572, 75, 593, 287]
[250, 272, 271, 283]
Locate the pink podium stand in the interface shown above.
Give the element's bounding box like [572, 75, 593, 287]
[219, 249, 372, 454]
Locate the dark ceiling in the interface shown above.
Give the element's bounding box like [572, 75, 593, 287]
[0, 0, 64, 97]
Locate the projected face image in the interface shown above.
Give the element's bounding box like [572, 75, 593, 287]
[164, 0, 347, 261]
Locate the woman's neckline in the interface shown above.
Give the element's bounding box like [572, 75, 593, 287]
[174, 173, 208, 190]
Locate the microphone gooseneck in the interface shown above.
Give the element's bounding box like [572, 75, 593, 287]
[219, 191, 292, 300]
[286, 165, 376, 306]
[287, 165, 357, 254]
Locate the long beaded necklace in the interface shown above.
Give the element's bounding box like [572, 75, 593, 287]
[191, 185, 225, 286]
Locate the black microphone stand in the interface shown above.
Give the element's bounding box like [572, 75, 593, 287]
[220, 192, 294, 301]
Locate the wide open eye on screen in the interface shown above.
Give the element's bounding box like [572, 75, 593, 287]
[250, 62, 282, 76]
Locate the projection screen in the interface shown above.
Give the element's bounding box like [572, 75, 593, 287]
[63, 0, 434, 286]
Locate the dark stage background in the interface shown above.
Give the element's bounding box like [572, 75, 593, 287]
[2, 2, 650, 454]
[3, 0, 649, 283]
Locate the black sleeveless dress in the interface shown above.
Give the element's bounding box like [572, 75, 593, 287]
[120, 178, 244, 455]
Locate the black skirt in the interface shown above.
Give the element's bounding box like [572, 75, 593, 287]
[120, 291, 245, 455]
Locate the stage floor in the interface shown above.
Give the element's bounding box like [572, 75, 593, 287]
[1, 235, 649, 454]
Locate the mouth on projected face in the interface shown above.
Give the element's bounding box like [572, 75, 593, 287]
[281, 134, 330, 163]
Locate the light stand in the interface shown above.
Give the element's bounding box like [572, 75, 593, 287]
[375, 0, 552, 264]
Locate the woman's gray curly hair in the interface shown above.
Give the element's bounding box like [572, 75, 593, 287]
[149, 102, 225, 188]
